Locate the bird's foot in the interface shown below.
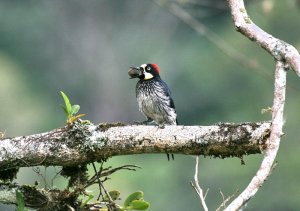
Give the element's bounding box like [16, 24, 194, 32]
[158, 124, 165, 129]
[133, 120, 154, 125]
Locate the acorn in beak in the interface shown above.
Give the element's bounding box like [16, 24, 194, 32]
[128, 67, 143, 79]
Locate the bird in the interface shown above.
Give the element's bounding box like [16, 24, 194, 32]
[128, 63, 177, 160]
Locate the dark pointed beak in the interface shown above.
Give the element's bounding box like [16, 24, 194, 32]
[128, 67, 143, 79]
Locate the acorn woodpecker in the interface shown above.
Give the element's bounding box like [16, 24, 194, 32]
[128, 63, 177, 160]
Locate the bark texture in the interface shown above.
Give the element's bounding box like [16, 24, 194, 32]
[0, 121, 271, 170]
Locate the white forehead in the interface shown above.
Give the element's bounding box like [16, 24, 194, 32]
[140, 64, 147, 69]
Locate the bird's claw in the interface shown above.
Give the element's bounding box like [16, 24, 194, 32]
[133, 120, 154, 125]
[158, 124, 165, 129]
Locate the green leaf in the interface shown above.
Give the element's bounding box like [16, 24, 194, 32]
[60, 105, 69, 117]
[80, 194, 94, 208]
[124, 191, 144, 207]
[131, 200, 150, 210]
[71, 105, 80, 116]
[16, 190, 26, 211]
[103, 190, 121, 201]
[60, 91, 72, 116]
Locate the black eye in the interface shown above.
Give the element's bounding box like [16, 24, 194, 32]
[146, 67, 151, 71]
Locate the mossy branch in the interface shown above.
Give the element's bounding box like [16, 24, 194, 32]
[0, 121, 271, 170]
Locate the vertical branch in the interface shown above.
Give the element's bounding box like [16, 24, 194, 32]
[191, 156, 208, 211]
[225, 61, 287, 210]
[224, 0, 300, 208]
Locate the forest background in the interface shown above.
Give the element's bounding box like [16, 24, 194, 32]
[0, 0, 299, 210]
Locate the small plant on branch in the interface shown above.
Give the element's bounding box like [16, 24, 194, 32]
[60, 91, 85, 125]
[102, 191, 150, 211]
[122, 191, 150, 211]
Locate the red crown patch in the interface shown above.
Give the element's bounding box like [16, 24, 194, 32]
[152, 64, 160, 75]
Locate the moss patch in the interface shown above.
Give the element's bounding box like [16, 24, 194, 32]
[0, 168, 19, 182]
[97, 122, 126, 132]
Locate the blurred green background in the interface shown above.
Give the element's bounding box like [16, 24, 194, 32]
[0, 0, 300, 210]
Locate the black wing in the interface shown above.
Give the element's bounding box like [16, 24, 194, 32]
[159, 79, 178, 124]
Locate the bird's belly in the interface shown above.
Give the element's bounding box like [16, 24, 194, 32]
[137, 95, 163, 122]
[136, 89, 177, 125]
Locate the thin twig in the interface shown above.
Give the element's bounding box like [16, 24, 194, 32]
[98, 161, 105, 200]
[101, 165, 141, 177]
[219, 189, 225, 209]
[190, 156, 208, 211]
[86, 165, 141, 187]
[204, 188, 209, 200]
[91, 162, 105, 201]
[50, 167, 62, 188]
[216, 189, 239, 211]
[99, 180, 116, 211]
[91, 163, 117, 211]
[32, 167, 48, 189]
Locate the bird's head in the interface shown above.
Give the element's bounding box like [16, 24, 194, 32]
[128, 63, 160, 80]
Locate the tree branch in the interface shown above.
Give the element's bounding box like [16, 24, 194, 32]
[0, 121, 270, 170]
[225, 0, 291, 209]
[227, 0, 300, 76]
[225, 60, 286, 210]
